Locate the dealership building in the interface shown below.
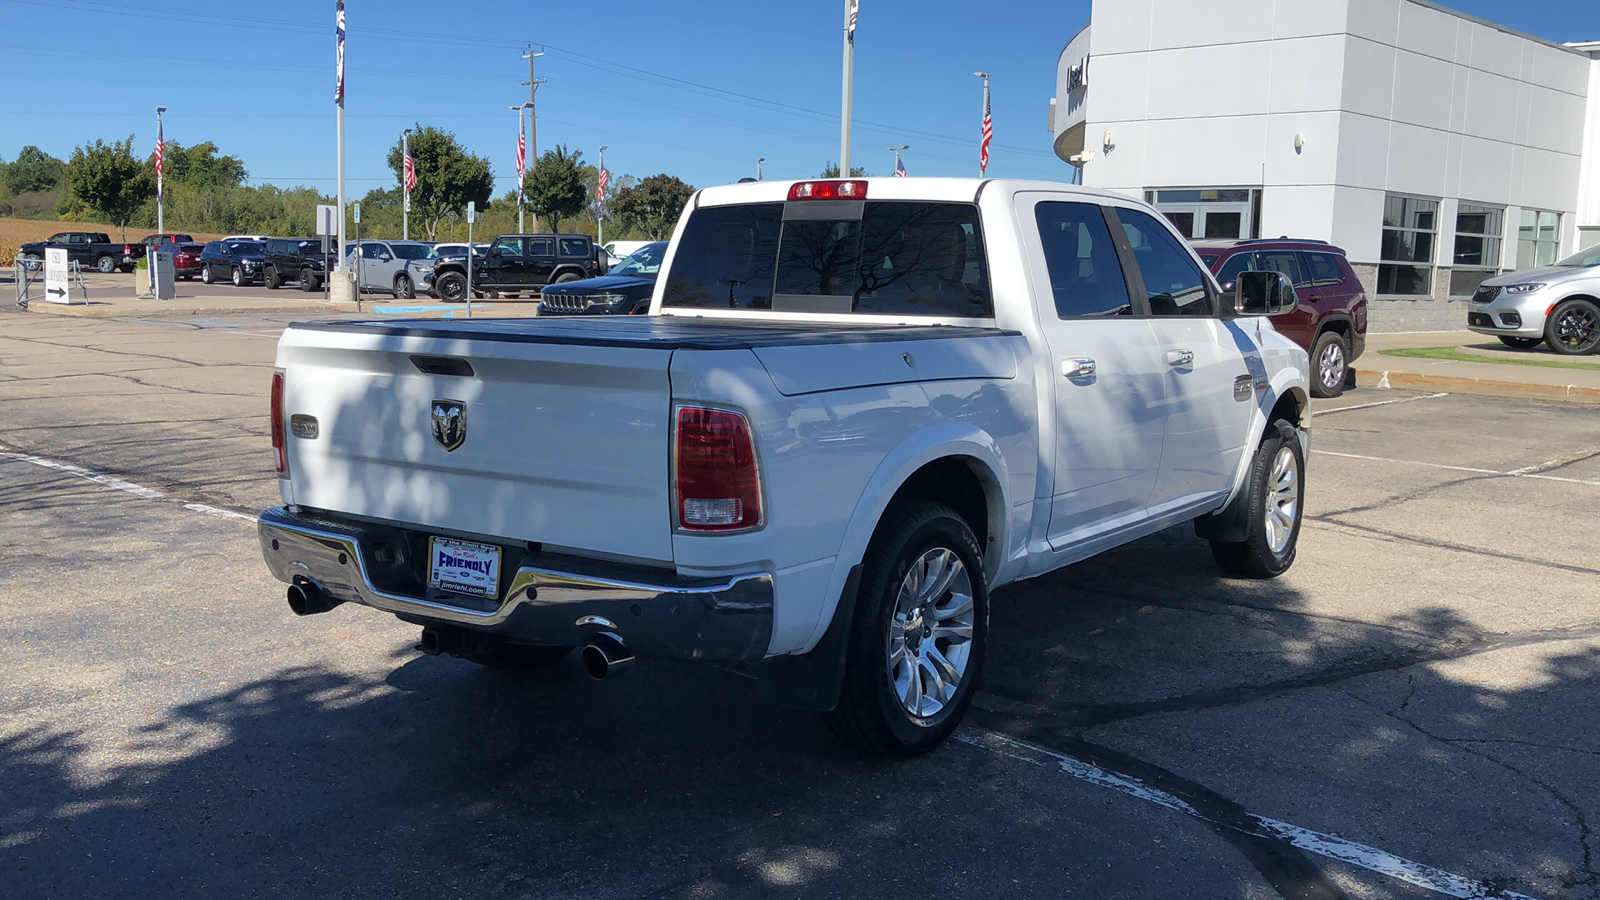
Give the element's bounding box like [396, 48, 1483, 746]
[1050, 0, 1600, 331]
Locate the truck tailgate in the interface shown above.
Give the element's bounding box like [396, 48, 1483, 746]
[278, 323, 675, 564]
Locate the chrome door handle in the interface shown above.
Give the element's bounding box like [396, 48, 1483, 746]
[1167, 349, 1194, 366]
[1063, 358, 1096, 378]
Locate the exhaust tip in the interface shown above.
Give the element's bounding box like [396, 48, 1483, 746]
[581, 632, 634, 680]
[286, 580, 340, 616]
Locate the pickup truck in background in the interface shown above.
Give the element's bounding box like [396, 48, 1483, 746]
[423, 232, 601, 302]
[259, 178, 1310, 755]
[18, 232, 144, 273]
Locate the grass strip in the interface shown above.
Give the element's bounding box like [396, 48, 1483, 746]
[1380, 346, 1600, 372]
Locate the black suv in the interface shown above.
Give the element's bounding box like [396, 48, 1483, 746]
[198, 240, 267, 287]
[263, 238, 334, 291]
[428, 233, 600, 301]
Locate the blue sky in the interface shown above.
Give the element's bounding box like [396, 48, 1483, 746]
[1, 0, 1596, 196]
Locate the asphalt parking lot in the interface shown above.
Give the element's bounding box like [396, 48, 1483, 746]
[2, 307, 1597, 899]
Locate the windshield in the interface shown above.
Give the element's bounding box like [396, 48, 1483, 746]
[612, 242, 667, 277]
[1555, 247, 1600, 267]
[392, 243, 432, 260]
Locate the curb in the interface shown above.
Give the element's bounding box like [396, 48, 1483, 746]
[24, 299, 359, 318]
[1355, 367, 1600, 405]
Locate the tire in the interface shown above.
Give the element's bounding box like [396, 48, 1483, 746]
[462, 640, 573, 672]
[436, 271, 467, 303]
[1497, 335, 1544, 350]
[1309, 331, 1350, 398]
[1543, 298, 1600, 355]
[264, 264, 281, 289]
[96, 255, 116, 274]
[1210, 420, 1304, 579]
[394, 273, 414, 299]
[554, 272, 582, 284]
[231, 267, 245, 287]
[201, 265, 214, 285]
[826, 502, 988, 756]
[20, 255, 41, 272]
[300, 268, 321, 292]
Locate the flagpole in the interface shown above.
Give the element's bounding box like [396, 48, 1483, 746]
[334, 0, 346, 279]
[155, 107, 165, 235]
[597, 145, 607, 249]
[401, 128, 411, 241]
[839, 0, 856, 176]
[975, 70, 990, 177]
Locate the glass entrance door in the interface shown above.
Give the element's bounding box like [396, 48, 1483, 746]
[1148, 188, 1257, 240]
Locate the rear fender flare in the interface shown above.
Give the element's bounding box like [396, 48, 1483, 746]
[796, 422, 1009, 656]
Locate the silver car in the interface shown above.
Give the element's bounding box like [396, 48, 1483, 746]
[1467, 246, 1600, 354]
[344, 240, 436, 298]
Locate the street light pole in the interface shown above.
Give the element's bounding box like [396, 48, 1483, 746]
[757, 157, 765, 181]
[155, 107, 166, 235]
[888, 143, 908, 175]
[402, 127, 412, 241]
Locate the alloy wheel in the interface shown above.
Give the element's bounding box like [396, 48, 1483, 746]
[1318, 341, 1346, 393]
[885, 548, 975, 718]
[1552, 306, 1599, 353]
[1264, 445, 1300, 555]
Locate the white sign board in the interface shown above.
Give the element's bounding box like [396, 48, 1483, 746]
[466, 201, 476, 223]
[44, 247, 71, 304]
[352, 202, 361, 224]
[316, 204, 337, 236]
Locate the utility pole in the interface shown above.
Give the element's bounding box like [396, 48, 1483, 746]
[333, 0, 348, 296]
[522, 45, 546, 167]
[839, 0, 857, 176]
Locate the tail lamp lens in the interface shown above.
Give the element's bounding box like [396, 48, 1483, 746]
[787, 180, 867, 201]
[675, 407, 761, 531]
[271, 369, 288, 477]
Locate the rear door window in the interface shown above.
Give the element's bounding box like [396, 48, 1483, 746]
[558, 237, 589, 257]
[1034, 201, 1132, 318]
[1257, 249, 1307, 287]
[1301, 251, 1346, 287]
[662, 201, 992, 317]
[526, 238, 554, 257]
[1115, 208, 1213, 317]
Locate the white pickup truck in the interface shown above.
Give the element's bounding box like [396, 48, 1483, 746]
[259, 178, 1310, 754]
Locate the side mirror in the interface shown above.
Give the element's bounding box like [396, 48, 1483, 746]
[378, 253, 392, 262]
[1233, 270, 1299, 317]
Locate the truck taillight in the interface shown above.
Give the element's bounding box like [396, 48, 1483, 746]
[674, 406, 761, 532]
[271, 369, 288, 477]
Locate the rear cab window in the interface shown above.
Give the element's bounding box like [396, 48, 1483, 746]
[662, 200, 992, 318]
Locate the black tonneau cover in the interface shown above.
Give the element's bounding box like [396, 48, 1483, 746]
[289, 316, 1016, 351]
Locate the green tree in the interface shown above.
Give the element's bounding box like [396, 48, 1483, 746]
[524, 144, 588, 231]
[384, 125, 494, 240]
[820, 161, 868, 178]
[65, 137, 153, 238]
[610, 174, 694, 240]
[6, 145, 66, 194]
[155, 141, 248, 189]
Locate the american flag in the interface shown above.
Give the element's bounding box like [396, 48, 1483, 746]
[846, 0, 857, 44]
[979, 81, 992, 175]
[334, 0, 345, 104]
[154, 118, 164, 196]
[403, 151, 416, 212]
[515, 133, 526, 185]
[893, 155, 906, 178]
[596, 167, 610, 206]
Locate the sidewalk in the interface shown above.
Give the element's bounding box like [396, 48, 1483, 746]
[1356, 330, 1600, 404]
[16, 278, 542, 319]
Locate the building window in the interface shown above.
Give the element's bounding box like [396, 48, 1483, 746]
[1146, 188, 1257, 240]
[1517, 209, 1561, 269]
[1379, 194, 1438, 296]
[1450, 204, 1503, 297]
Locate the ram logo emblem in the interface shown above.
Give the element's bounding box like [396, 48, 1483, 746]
[431, 399, 467, 451]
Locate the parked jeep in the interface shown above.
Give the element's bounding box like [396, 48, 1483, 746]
[198, 240, 267, 286]
[429, 233, 600, 302]
[263, 238, 335, 291]
[1193, 238, 1368, 398]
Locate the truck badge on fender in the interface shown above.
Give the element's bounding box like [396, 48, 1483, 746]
[431, 400, 466, 451]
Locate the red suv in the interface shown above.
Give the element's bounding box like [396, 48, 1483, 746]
[1193, 238, 1369, 398]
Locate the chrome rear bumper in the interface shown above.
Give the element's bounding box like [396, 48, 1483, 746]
[257, 506, 774, 661]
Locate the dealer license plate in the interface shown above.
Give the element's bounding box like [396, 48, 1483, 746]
[428, 537, 502, 598]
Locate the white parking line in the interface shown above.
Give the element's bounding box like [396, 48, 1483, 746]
[961, 730, 1544, 900]
[1313, 450, 1600, 487]
[1314, 392, 1449, 415]
[0, 447, 256, 522]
